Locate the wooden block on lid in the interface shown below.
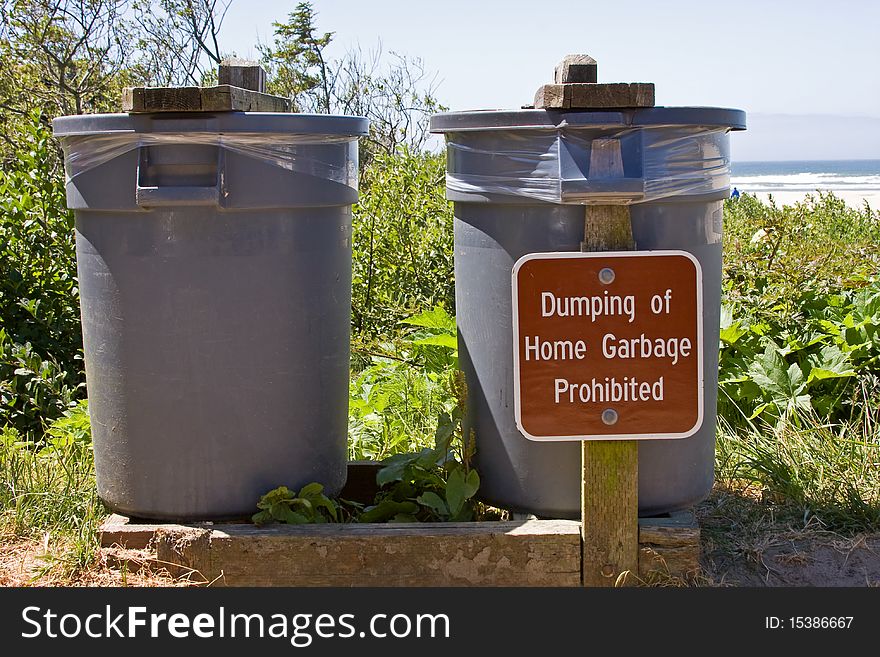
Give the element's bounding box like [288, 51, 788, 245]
[534, 82, 655, 109]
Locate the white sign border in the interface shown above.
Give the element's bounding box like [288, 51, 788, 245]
[511, 250, 704, 442]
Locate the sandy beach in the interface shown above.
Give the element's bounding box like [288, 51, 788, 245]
[743, 190, 880, 210]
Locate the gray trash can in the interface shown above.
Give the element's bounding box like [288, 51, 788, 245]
[431, 107, 745, 518]
[53, 112, 368, 520]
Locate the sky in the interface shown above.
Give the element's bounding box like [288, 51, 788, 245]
[218, 0, 880, 161]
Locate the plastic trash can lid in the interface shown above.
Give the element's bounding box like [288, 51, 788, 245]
[53, 112, 369, 137]
[430, 107, 746, 132]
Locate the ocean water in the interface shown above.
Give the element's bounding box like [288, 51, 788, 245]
[730, 159, 880, 196]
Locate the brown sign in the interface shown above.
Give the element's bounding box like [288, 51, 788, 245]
[512, 251, 703, 441]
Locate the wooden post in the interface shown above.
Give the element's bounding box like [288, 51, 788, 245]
[580, 138, 639, 587]
[218, 58, 267, 92]
[555, 54, 598, 84]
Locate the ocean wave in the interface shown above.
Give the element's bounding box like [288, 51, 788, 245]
[733, 173, 880, 184]
[730, 173, 880, 193]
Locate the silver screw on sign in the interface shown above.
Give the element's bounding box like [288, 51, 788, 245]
[601, 408, 619, 425]
[598, 267, 616, 285]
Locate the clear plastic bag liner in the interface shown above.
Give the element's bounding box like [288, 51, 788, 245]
[444, 136, 561, 200]
[444, 126, 731, 204]
[59, 132, 359, 190]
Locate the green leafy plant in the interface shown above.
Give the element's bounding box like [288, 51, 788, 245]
[349, 306, 459, 461]
[251, 483, 341, 525]
[360, 366, 480, 523]
[718, 277, 879, 425]
[362, 438, 478, 523]
[359, 453, 480, 524]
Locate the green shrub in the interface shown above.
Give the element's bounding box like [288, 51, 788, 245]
[719, 194, 880, 426]
[352, 149, 454, 339]
[0, 113, 83, 436]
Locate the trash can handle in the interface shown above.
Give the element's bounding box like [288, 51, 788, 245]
[560, 178, 645, 204]
[135, 184, 221, 207]
[135, 143, 223, 208]
[559, 136, 645, 204]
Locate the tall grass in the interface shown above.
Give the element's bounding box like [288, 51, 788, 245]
[0, 401, 104, 574]
[716, 410, 880, 533]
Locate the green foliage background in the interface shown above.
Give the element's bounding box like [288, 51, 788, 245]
[352, 150, 454, 338]
[719, 193, 880, 426]
[0, 114, 83, 436]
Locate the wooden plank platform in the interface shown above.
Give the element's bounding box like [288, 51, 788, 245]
[100, 510, 699, 586]
[99, 461, 699, 586]
[122, 85, 291, 113]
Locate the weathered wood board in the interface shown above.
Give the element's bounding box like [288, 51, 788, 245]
[123, 85, 291, 113]
[582, 440, 639, 586]
[99, 511, 700, 586]
[534, 82, 655, 109]
[153, 520, 583, 587]
[100, 514, 166, 550]
[638, 512, 701, 579]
